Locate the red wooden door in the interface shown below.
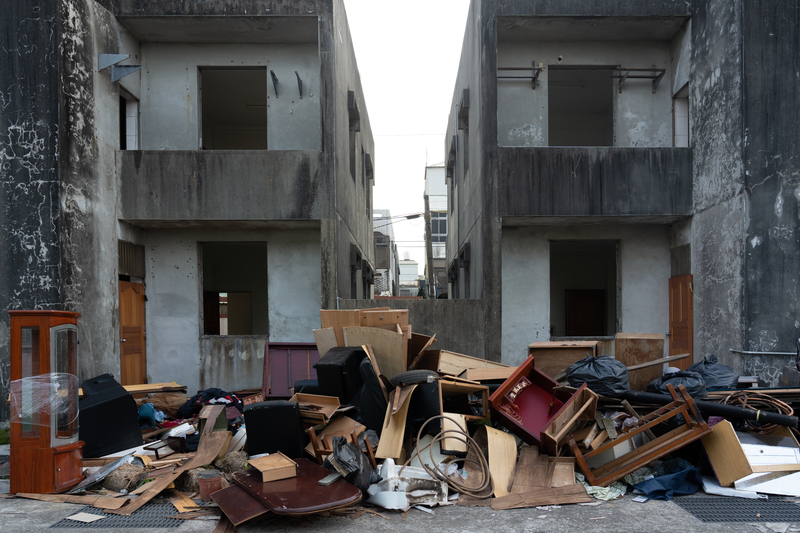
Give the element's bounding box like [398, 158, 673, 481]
[119, 281, 147, 385]
[669, 274, 693, 370]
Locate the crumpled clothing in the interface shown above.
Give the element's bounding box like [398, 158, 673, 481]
[632, 465, 702, 501]
[623, 466, 654, 485]
[575, 472, 627, 501]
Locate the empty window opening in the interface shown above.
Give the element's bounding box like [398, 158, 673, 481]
[348, 91, 360, 181]
[200, 69, 267, 150]
[202, 243, 268, 335]
[119, 91, 139, 150]
[673, 84, 689, 147]
[550, 241, 617, 337]
[548, 67, 614, 147]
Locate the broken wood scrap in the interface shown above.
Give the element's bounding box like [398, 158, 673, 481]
[456, 494, 493, 507]
[166, 489, 198, 513]
[491, 484, 593, 510]
[15, 493, 128, 510]
[167, 509, 221, 519]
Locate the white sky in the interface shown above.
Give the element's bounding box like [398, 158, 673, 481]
[343, 0, 471, 276]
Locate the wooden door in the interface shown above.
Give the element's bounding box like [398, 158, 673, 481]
[119, 281, 146, 385]
[669, 274, 693, 370]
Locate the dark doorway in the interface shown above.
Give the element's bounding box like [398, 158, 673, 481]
[565, 289, 605, 336]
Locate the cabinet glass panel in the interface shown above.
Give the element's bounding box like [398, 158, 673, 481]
[52, 327, 79, 439]
[20, 327, 41, 438]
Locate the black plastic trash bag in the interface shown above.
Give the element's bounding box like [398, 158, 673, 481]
[567, 356, 630, 397]
[323, 436, 379, 491]
[647, 370, 707, 399]
[688, 354, 739, 389]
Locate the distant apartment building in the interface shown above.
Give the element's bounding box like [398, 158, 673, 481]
[398, 253, 421, 297]
[373, 209, 400, 296]
[424, 164, 449, 298]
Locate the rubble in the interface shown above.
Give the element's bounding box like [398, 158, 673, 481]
[6, 307, 800, 531]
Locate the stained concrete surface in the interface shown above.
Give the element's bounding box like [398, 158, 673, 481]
[0, 493, 797, 533]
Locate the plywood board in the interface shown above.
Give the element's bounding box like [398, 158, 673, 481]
[343, 326, 405, 380]
[359, 309, 409, 329]
[438, 350, 510, 376]
[528, 341, 598, 379]
[614, 333, 665, 391]
[441, 413, 468, 454]
[320, 310, 361, 348]
[459, 367, 515, 382]
[313, 328, 338, 359]
[16, 493, 127, 510]
[408, 332, 437, 369]
[483, 426, 517, 498]
[166, 489, 198, 513]
[375, 384, 417, 460]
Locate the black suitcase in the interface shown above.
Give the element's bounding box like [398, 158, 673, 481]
[79, 374, 144, 458]
[313, 346, 367, 403]
[244, 400, 305, 459]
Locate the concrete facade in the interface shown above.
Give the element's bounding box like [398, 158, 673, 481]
[446, 0, 800, 378]
[0, 0, 375, 422]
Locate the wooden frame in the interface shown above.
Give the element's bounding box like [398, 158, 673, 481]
[528, 341, 598, 379]
[540, 387, 598, 456]
[439, 380, 490, 422]
[569, 384, 710, 487]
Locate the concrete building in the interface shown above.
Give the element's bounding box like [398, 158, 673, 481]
[398, 254, 421, 297]
[445, 0, 800, 383]
[424, 164, 449, 298]
[0, 0, 376, 420]
[373, 209, 401, 296]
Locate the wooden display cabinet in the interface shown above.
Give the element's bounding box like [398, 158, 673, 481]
[9, 311, 84, 494]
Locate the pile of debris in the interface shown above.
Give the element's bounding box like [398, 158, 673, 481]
[9, 309, 800, 530]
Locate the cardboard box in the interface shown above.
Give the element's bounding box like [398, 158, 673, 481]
[248, 452, 298, 483]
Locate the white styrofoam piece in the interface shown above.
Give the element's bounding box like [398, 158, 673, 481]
[702, 475, 764, 500]
[367, 491, 409, 511]
[735, 471, 800, 497]
[165, 422, 196, 438]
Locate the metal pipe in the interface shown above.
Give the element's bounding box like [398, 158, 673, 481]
[620, 390, 799, 428]
[729, 348, 796, 356]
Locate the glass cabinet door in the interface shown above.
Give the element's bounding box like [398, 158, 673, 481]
[19, 327, 41, 438]
[51, 325, 79, 442]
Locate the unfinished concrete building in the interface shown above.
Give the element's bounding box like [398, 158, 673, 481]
[0, 0, 376, 420]
[445, 0, 800, 382]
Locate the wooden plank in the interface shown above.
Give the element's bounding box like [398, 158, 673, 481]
[441, 413, 468, 454]
[551, 459, 576, 487]
[589, 430, 609, 450]
[511, 445, 540, 493]
[626, 353, 690, 372]
[541, 387, 598, 455]
[212, 485, 269, 527]
[313, 328, 338, 358]
[320, 310, 361, 348]
[363, 345, 389, 403]
[166, 489, 198, 513]
[480, 426, 517, 498]
[15, 493, 127, 510]
[375, 384, 418, 460]
[614, 333, 665, 391]
[459, 367, 515, 382]
[343, 326, 405, 380]
[438, 350, 510, 376]
[491, 484, 592, 510]
[359, 309, 409, 329]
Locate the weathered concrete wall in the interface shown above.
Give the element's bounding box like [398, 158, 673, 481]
[145, 228, 321, 394]
[331, 0, 375, 299]
[339, 299, 489, 360]
[498, 147, 692, 217]
[0, 0, 62, 424]
[120, 150, 327, 221]
[690, 0, 746, 367]
[501, 225, 671, 366]
[670, 20, 691, 95]
[741, 0, 800, 358]
[139, 42, 321, 151]
[497, 41, 673, 148]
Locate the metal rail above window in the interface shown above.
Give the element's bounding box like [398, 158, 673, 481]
[611, 67, 666, 93]
[497, 62, 544, 89]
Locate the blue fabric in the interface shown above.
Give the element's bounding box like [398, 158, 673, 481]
[632, 466, 702, 501]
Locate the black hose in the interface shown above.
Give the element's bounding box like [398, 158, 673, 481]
[620, 390, 799, 429]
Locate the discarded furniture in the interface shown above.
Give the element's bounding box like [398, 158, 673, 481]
[262, 342, 320, 398]
[288, 392, 340, 425]
[244, 400, 305, 459]
[569, 383, 711, 487]
[230, 459, 362, 515]
[313, 346, 367, 403]
[248, 452, 298, 483]
[540, 386, 598, 455]
[439, 379, 490, 423]
[614, 333, 665, 391]
[528, 341, 599, 379]
[489, 356, 587, 448]
[79, 373, 144, 457]
[9, 310, 84, 494]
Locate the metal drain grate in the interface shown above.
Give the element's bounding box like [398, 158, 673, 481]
[674, 497, 800, 523]
[50, 502, 182, 529]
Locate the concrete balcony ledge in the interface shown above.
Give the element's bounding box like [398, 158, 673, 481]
[498, 146, 692, 218]
[120, 150, 328, 223]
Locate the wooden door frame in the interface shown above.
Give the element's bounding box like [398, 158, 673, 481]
[668, 274, 693, 371]
[119, 280, 147, 385]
